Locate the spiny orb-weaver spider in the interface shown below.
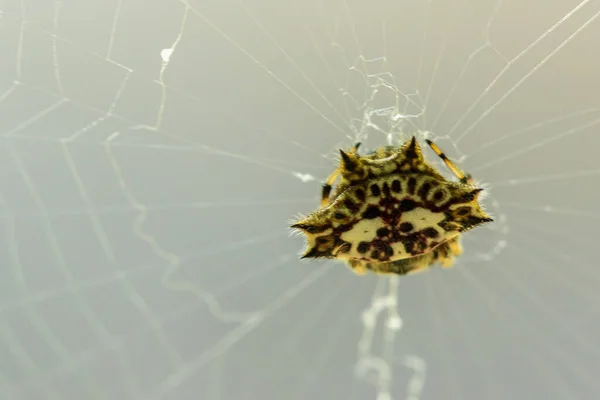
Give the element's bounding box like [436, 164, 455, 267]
[290, 136, 493, 276]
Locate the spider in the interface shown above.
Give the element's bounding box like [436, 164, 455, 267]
[290, 136, 493, 276]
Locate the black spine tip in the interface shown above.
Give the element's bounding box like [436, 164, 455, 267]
[291, 223, 312, 233]
[404, 136, 419, 159]
[300, 247, 319, 259]
[291, 223, 328, 234]
[460, 187, 484, 202]
[339, 150, 356, 171]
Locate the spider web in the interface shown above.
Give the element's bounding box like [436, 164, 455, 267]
[0, 0, 599, 399]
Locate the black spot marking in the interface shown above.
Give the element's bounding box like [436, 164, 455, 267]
[384, 244, 394, 257]
[376, 227, 390, 237]
[403, 240, 415, 254]
[407, 177, 417, 194]
[357, 242, 370, 253]
[337, 243, 351, 254]
[417, 182, 431, 199]
[399, 199, 417, 212]
[316, 237, 330, 244]
[355, 189, 366, 202]
[363, 206, 381, 219]
[334, 212, 346, 220]
[439, 220, 461, 232]
[334, 221, 354, 234]
[373, 241, 393, 260]
[399, 222, 414, 232]
[422, 227, 439, 238]
[370, 184, 381, 196]
[382, 182, 391, 197]
[391, 180, 401, 192]
[371, 250, 380, 259]
[456, 207, 470, 216]
[433, 190, 445, 201]
[343, 199, 359, 213]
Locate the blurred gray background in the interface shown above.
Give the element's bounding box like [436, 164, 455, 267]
[0, 0, 599, 399]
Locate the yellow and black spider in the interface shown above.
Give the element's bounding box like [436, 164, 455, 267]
[290, 136, 493, 276]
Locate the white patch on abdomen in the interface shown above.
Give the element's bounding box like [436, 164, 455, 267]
[340, 218, 386, 245]
[400, 207, 445, 231]
[339, 206, 451, 260]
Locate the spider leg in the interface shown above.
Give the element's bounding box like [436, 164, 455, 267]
[321, 142, 361, 206]
[425, 139, 473, 185]
[321, 169, 340, 206]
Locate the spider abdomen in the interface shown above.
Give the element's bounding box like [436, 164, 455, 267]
[290, 136, 493, 276]
[295, 172, 487, 263]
